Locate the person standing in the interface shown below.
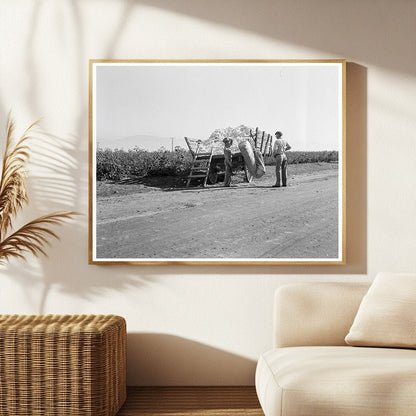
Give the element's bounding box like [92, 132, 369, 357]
[223, 137, 233, 187]
[273, 131, 292, 187]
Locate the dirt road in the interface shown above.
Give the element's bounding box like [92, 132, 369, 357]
[95, 164, 340, 260]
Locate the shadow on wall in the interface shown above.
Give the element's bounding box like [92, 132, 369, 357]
[0, 1, 152, 310]
[0, 1, 369, 294]
[4, 259, 154, 315]
[0, 125, 154, 314]
[137, 0, 415, 76]
[0, 1, 139, 311]
[344, 63, 367, 275]
[127, 333, 257, 386]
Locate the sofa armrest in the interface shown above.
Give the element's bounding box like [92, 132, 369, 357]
[274, 282, 370, 348]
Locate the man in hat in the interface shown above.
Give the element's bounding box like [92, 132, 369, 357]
[223, 137, 233, 187]
[272, 131, 292, 187]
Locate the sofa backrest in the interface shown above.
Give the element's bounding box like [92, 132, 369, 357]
[274, 282, 370, 348]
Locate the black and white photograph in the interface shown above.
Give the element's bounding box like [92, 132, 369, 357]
[89, 60, 345, 264]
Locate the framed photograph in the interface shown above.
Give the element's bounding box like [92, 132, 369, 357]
[89, 59, 346, 265]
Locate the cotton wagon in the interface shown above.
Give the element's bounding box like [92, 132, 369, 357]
[184, 127, 274, 187]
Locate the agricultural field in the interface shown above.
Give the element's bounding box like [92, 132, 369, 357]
[96, 147, 192, 181]
[96, 147, 338, 181]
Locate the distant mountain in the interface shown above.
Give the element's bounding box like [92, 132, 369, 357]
[97, 135, 185, 151]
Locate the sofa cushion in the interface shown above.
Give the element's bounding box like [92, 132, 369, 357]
[256, 346, 416, 416]
[345, 272, 416, 348]
[274, 283, 370, 348]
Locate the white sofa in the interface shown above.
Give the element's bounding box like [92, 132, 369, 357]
[255, 282, 416, 416]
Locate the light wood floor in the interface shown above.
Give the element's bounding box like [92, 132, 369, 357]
[117, 386, 264, 416]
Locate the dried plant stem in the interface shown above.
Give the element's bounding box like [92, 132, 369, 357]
[0, 115, 79, 264]
[0, 212, 79, 264]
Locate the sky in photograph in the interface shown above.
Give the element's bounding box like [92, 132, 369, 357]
[95, 63, 342, 151]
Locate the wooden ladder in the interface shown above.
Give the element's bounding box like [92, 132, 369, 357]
[186, 147, 213, 187]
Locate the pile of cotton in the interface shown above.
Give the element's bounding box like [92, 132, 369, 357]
[201, 125, 255, 155]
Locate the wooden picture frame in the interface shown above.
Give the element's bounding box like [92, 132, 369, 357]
[89, 60, 346, 265]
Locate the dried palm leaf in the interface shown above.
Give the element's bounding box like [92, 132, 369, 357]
[0, 211, 78, 264]
[0, 115, 79, 264]
[0, 117, 38, 239]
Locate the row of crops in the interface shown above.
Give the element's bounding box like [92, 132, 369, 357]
[96, 147, 338, 181]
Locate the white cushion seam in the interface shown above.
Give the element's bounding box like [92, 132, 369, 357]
[260, 353, 284, 415]
[261, 353, 283, 390]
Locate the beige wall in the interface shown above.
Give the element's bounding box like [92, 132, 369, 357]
[0, 0, 415, 385]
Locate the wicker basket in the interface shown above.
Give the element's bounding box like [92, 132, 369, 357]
[0, 314, 126, 416]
